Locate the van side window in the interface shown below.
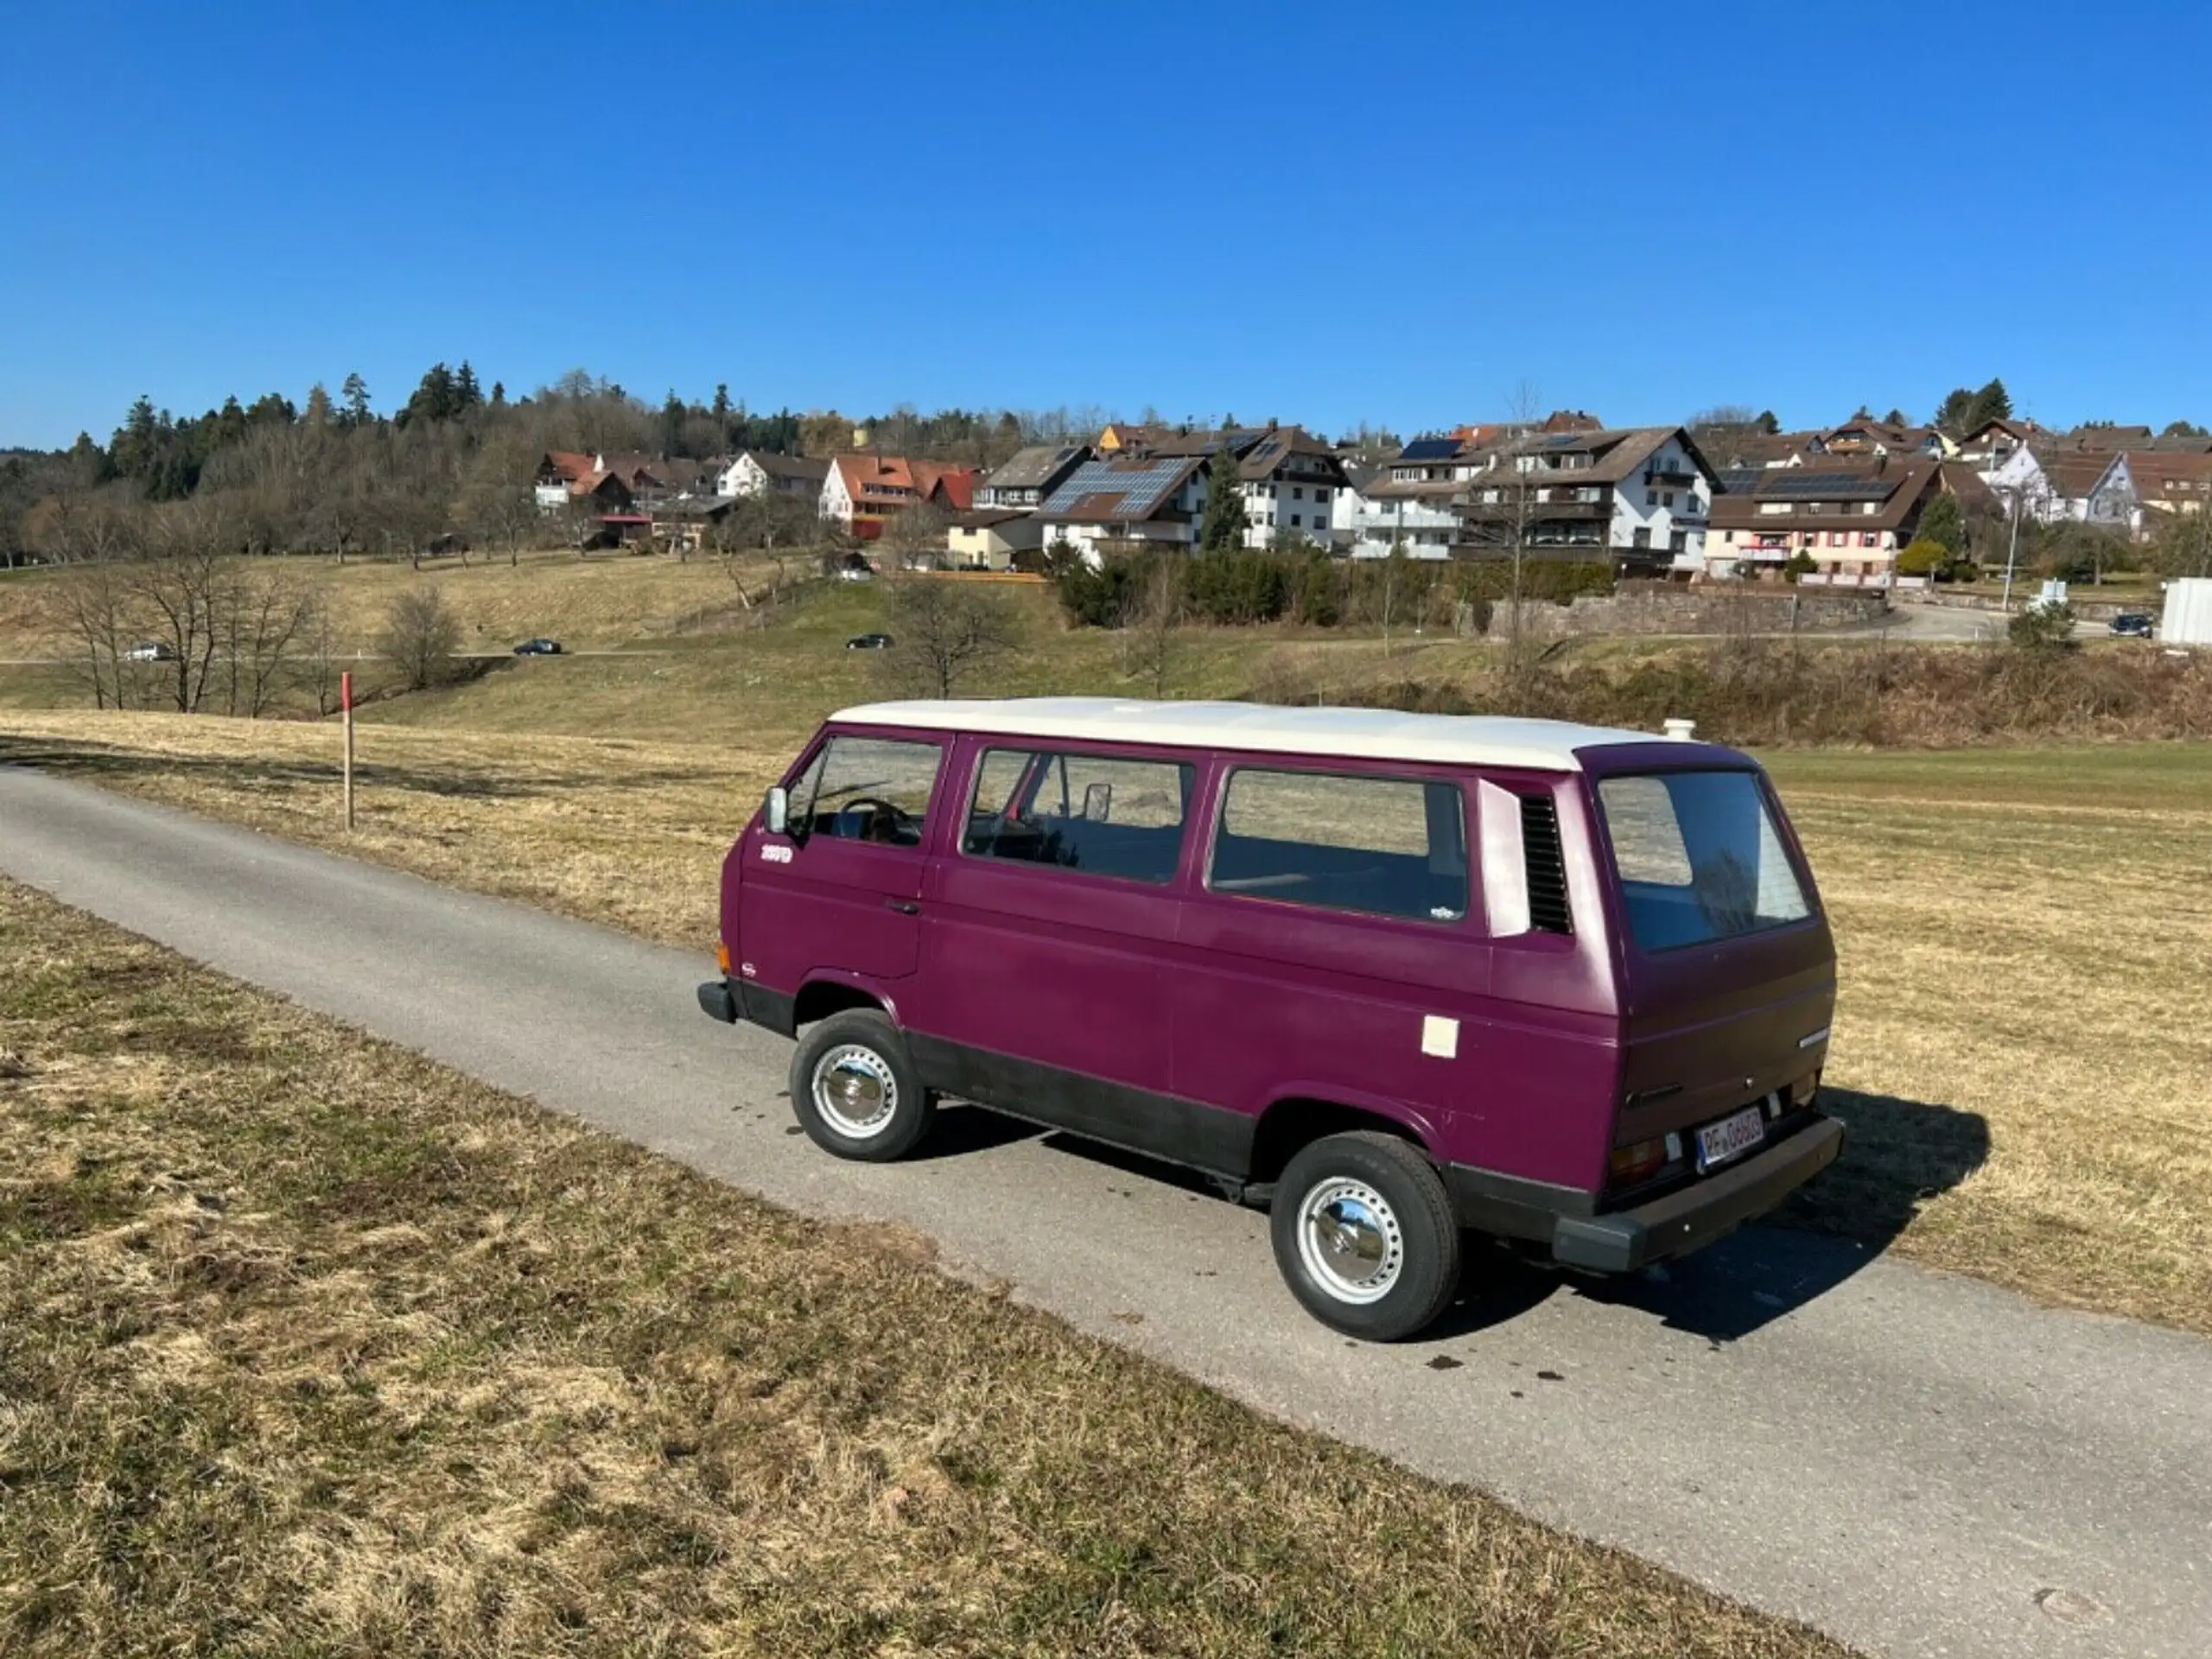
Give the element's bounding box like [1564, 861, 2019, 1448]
[793, 735, 941, 847]
[963, 747, 1193, 884]
[1209, 769, 1467, 922]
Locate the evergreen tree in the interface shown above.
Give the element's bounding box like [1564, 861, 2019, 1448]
[490, 380, 506, 405]
[1756, 410, 1779, 435]
[399, 362, 457, 428]
[1198, 448, 1249, 551]
[1918, 493, 1965, 558]
[1883, 408, 1909, 427]
[340, 372, 372, 427]
[303, 383, 334, 426]
[454, 360, 482, 410]
[1966, 378, 2012, 429]
[711, 383, 732, 422]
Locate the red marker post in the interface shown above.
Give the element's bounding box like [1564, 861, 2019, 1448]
[340, 671, 355, 830]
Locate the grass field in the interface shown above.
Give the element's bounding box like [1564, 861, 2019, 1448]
[0, 880, 1846, 1657]
[0, 547, 783, 662]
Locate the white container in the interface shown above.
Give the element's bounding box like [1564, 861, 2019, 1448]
[2161, 578, 2212, 646]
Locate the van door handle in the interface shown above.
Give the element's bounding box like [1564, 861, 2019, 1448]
[885, 899, 920, 915]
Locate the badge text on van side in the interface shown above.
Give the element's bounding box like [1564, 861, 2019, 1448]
[760, 844, 793, 864]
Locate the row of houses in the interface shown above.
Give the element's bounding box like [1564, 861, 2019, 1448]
[533, 406, 2212, 584]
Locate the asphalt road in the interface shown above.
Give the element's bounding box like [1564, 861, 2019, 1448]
[2, 764, 2206, 1659]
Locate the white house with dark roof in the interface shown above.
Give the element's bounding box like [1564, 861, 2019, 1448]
[718, 450, 830, 501]
[1033, 454, 1211, 563]
[1453, 427, 1717, 572]
[976, 444, 1090, 511]
[1107, 423, 1351, 550]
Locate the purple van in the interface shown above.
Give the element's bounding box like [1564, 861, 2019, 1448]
[698, 697, 1842, 1340]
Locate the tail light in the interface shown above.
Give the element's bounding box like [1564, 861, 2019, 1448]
[1609, 1132, 1684, 1188]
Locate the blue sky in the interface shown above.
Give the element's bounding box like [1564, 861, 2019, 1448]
[4, 1, 2209, 449]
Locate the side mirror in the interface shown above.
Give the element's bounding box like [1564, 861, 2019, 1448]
[1081, 781, 1112, 822]
[763, 785, 790, 836]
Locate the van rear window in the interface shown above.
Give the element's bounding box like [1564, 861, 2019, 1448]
[1210, 769, 1467, 923]
[1597, 772, 1810, 950]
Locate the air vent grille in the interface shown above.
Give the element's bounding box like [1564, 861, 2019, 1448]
[1520, 795, 1573, 935]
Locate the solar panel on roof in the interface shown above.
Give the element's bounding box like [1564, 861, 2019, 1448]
[1400, 437, 1460, 461]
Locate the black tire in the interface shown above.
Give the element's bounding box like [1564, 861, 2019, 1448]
[788, 1008, 935, 1162]
[1270, 1131, 1461, 1341]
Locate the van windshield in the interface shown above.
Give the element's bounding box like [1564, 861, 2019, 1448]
[1597, 771, 1811, 950]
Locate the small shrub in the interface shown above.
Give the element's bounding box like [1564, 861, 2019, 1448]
[1783, 551, 1817, 583]
[2007, 603, 2078, 653]
[1896, 539, 1948, 578]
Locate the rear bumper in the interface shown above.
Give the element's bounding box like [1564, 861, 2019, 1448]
[1550, 1116, 1846, 1272]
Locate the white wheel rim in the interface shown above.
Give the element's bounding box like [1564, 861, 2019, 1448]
[812, 1045, 897, 1138]
[1295, 1176, 1404, 1305]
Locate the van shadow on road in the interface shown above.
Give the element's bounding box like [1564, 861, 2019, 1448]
[927, 1088, 1990, 1346]
[1570, 1089, 1991, 1343]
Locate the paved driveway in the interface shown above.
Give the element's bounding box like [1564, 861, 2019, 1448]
[2, 763, 2207, 1659]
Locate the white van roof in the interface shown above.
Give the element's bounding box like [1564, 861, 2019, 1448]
[830, 697, 1680, 773]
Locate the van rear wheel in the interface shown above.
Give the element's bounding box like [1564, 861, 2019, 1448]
[1271, 1132, 1460, 1341]
[789, 1009, 934, 1162]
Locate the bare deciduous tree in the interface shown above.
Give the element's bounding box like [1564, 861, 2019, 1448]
[875, 574, 1019, 698]
[378, 586, 463, 691]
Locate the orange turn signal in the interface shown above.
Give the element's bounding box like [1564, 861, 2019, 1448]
[716, 943, 732, 975]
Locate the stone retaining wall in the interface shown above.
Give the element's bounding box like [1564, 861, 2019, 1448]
[1487, 583, 1890, 639]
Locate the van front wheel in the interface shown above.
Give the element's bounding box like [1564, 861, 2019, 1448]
[789, 1009, 934, 1162]
[1271, 1132, 1460, 1341]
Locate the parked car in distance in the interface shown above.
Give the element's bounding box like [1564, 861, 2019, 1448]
[124, 641, 176, 662]
[698, 697, 1843, 1342]
[2108, 613, 2154, 638]
[845, 632, 894, 651]
[513, 638, 563, 656]
[836, 566, 875, 584]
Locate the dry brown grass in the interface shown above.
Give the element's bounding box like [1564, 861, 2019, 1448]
[6, 711, 2208, 1343]
[0, 881, 1845, 1657]
[0, 549, 780, 660]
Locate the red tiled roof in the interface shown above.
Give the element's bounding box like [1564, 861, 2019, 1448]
[830, 454, 978, 513]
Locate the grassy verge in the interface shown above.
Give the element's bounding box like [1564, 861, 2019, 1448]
[6, 709, 2209, 1342]
[0, 880, 1845, 1657]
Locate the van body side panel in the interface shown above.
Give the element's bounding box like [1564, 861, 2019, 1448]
[914, 848, 1184, 1097]
[1464, 772, 1627, 1192]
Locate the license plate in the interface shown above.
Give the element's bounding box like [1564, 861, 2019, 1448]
[1696, 1106, 1767, 1172]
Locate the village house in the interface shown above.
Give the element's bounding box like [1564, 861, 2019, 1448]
[976, 444, 1091, 510]
[1033, 454, 1211, 562]
[533, 451, 633, 514]
[819, 454, 977, 540]
[1342, 433, 1490, 559]
[1702, 456, 1944, 586]
[1452, 426, 1718, 574]
[1118, 423, 1350, 549]
[945, 508, 1049, 569]
[1815, 416, 1953, 461]
[718, 450, 830, 500]
[2088, 450, 2212, 537]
